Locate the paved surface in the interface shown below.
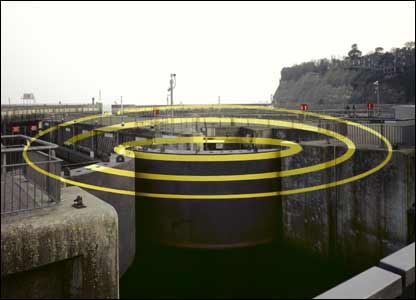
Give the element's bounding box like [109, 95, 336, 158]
[315, 267, 402, 299]
[380, 243, 415, 288]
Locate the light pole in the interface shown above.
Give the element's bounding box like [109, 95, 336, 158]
[167, 74, 176, 132]
[170, 74, 176, 105]
[374, 81, 380, 116]
[168, 73, 176, 109]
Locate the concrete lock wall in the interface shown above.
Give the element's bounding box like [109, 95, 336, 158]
[135, 196, 280, 249]
[68, 158, 136, 276]
[1, 186, 119, 299]
[281, 143, 415, 269]
[135, 156, 281, 249]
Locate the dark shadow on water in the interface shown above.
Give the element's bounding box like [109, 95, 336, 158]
[120, 241, 355, 299]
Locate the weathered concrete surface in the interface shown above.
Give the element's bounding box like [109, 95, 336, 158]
[69, 156, 135, 276]
[1, 186, 119, 299]
[134, 153, 281, 249]
[379, 243, 415, 288]
[282, 143, 415, 269]
[316, 242, 415, 299]
[314, 266, 402, 299]
[280, 142, 335, 256]
[136, 196, 280, 249]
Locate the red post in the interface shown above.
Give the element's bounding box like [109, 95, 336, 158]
[367, 102, 375, 110]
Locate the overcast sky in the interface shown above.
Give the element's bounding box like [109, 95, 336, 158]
[1, 1, 415, 107]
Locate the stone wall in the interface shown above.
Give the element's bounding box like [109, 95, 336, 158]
[281, 143, 415, 270]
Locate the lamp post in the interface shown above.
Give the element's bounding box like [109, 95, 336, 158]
[374, 81, 380, 116]
[170, 74, 176, 105]
[168, 74, 176, 115]
[167, 74, 176, 132]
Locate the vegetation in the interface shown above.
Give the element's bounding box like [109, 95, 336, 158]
[274, 42, 415, 105]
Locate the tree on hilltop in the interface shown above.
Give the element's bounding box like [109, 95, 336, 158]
[348, 43, 362, 58]
[375, 47, 384, 54]
[404, 41, 415, 49]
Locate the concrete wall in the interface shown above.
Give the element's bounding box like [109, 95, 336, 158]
[281, 143, 415, 269]
[55, 146, 96, 164]
[136, 196, 280, 249]
[315, 243, 415, 299]
[1, 186, 119, 299]
[69, 158, 136, 276]
[280, 142, 340, 256]
[134, 155, 281, 249]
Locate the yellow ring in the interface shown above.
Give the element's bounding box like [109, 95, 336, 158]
[65, 117, 355, 182]
[66, 117, 355, 164]
[86, 135, 301, 181]
[22, 105, 392, 199]
[114, 136, 302, 161]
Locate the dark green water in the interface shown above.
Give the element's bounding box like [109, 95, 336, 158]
[120, 241, 355, 299]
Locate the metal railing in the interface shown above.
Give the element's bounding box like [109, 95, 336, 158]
[1, 135, 62, 216]
[347, 121, 415, 147]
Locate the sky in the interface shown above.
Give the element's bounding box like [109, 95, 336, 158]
[1, 1, 415, 107]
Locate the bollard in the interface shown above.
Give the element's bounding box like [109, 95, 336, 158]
[72, 195, 86, 209]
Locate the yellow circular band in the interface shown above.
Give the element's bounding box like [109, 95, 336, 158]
[22, 105, 392, 199]
[66, 117, 355, 181]
[114, 136, 302, 161]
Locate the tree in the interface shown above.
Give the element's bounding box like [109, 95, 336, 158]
[348, 43, 362, 58]
[390, 47, 400, 53]
[375, 47, 384, 54]
[380, 52, 394, 65]
[404, 41, 415, 49]
[316, 59, 330, 74]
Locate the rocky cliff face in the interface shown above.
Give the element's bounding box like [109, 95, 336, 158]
[274, 53, 415, 106]
[275, 68, 355, 105]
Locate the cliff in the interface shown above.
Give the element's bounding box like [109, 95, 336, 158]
[273, 44, 415, 106]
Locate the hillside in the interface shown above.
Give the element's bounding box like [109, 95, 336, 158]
[273, 43, 415, 106]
